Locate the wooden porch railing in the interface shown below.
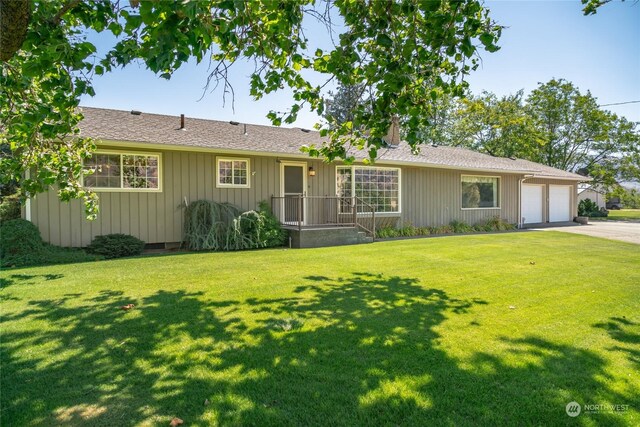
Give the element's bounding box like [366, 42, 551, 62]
[270, 195, 376, 239]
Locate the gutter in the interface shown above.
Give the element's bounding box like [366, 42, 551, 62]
[530, 174, 592, 182]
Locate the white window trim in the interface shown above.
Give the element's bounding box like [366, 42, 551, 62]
[216, 157, 251, 189]
[279, 160, 307, 197]
[279, 161, 308, 225]
[335, 165, 402, 214]
[82, 150, 162, 192]
[461, 174, 501, 210]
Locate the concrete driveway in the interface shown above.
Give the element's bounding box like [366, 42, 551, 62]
[535, 221, 640, 244]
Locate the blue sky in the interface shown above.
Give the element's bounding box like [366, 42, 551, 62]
[81, 1, 640, 128]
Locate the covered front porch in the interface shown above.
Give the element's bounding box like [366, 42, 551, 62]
[271, 195, 376, 248]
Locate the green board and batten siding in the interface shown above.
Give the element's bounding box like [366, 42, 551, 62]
[401, 167, 522, 227]
[28, 145, 576, 247]
[30, 148, 335, 247]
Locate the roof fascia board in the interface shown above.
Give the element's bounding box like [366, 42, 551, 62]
[96, 139, 551, 176]
[531, 174, 592, 182]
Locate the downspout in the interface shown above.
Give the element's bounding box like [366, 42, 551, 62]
[517, 177, 523, 229]
[518, 174, 535, 229]
[25, 169, 31, 221]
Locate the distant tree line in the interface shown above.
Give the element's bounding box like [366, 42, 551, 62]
[326, 78, 640, 187]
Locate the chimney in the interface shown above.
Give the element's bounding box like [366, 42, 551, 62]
[383, 115, 400, 147]
[180, 114, 185, 130]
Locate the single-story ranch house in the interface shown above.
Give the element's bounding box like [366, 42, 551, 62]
[26, 107, 587, 248]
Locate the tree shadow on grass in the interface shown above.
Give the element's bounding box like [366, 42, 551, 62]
[1, 273, 65, 301]
[593, 316, 640, 366]
[1, 273, 635, 425]
[0, 273, 64, 289]
[593, 317, 639, 345]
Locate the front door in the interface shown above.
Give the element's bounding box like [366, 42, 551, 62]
[281, 162, 307, 225]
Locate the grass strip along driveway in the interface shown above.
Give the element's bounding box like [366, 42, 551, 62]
[1, 232, 638, 426]
[592, 209, 640, 222]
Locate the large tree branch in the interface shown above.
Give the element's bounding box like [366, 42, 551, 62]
[50, 0, 81, 25]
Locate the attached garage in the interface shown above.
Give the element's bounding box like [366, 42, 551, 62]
[549, 185, 572, 222]
[521, 184, 544, 224]
[520, 179, 579, 227]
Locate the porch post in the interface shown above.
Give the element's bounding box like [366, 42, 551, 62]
[372, 208, 376, 241]
[352, 197, 357, 226]
[298, 194, 302, 231]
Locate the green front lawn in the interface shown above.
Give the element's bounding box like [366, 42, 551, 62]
[592, 209, 640, 221]
[1, 232, 638, 426]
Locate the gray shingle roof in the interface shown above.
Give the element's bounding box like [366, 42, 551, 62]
[79, 107, 587, 180]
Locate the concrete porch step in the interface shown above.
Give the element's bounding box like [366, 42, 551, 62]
[288, 227, 373, 248]
[357, 231, 374, 244]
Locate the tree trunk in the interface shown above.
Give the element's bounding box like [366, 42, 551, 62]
[0, 0, 31, 62]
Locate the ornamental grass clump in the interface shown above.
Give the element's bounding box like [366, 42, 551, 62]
[482, 216, 516, 231]
[375, 217, 516, 239]
[226, 211, 264, 251]
[183, 200, 242, 251]
[449, 220, 474, 233]
[183, 200, 286, 251]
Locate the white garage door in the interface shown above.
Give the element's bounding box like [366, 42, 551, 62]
[521, 184, 543, 224]
[549, 185, 572, 222]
